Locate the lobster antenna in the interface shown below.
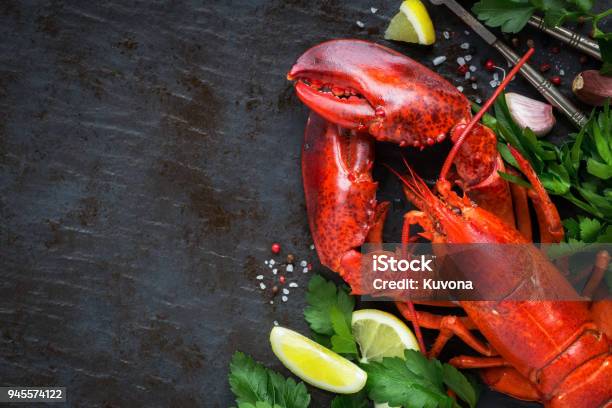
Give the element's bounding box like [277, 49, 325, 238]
[439, 48, 535, 182]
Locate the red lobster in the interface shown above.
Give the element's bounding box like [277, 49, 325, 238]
[288, 40, 611, 407]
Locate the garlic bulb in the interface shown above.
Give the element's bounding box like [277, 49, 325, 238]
[505, 93, 555, 137]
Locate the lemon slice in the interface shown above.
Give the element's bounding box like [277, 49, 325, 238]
[352, 309, 419, 364]
[270, 326, 367, 394]
[385, 0, 436, 45]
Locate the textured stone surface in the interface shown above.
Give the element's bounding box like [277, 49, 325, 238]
[0, 0, 606, 406]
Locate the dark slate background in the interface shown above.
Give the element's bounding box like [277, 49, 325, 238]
[0, 1, 608, 407]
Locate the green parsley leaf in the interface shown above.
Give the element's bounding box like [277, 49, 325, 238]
[330, 306, 358, 355]
[229, 352, 310, 408]
[330, 391, 369, 408]
[362, 350, 477, 408]
[472, 0, 535, 33]
[442, 363, 477, 408]
[304, 275, 357, 356]
[563, 217, 581, 240]
[238, 403, 282, 408]
[579, 217, 602, 242]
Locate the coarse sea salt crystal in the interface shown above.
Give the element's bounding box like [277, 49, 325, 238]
[310, 244, 315, 250]
[256, 275, 264, 280]
[283, 288, 289, 295]
[433, 56, 446, 66]
[460, 42, 469, 50]
[457, 86, 464, 92]
[269, 259, 275, 266]
[286, 264, 294, 272]
[356, 20, 365, 28]
[282, 296, 288, 302]
[472, 83, 478, 90]
[303, 267, 309, 273]
[469, 65, 477, 72]
[476, 98, 482, 104]
[559, 69, 565, 76]
[464, 55, 472, 62]
[490, 80, 499, 88]
[465, 30, 470, 35]
[264, 260, 268, 265]
[493, 72, 499, 81]
[371, 7, 378, 13]
[289, 282, 298, 288]
[443, 31, 450, 40]
[300, 260, 307, 267]
[465, 72, 471, 80]
[273, 320, 279, 326]
[260, 282, 266, 290]
[270, 300, 274, 304]
[457, 57, 466, 66]
[272, 268, 278, 275]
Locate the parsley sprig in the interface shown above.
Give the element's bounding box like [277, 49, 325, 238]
[485, 94, 612, 227]
[304, 275, 479, 407]
[363, 350, 478, 408]
[473, 0, 612, 74]
[304, 275, 358, 357]
[229, 352, 311, 408]
[230, 276, 480, 408]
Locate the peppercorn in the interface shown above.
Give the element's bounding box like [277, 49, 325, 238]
[526, 39, 535, 48]
[550, 76, 561, 86]
[271, 243, 281, 254]
[540, 63, 551, 73]
[286, 253, 295, 264]
[484, 59, 495, 72]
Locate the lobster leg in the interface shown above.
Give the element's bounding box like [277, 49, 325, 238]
[395, 303, 496, 358]
[508, 146, 564, 243]
[450, 355, 542, 401]
[479, 367, 543, 401]
[582, 250, 611, 298]
[507, 167, 533, 241]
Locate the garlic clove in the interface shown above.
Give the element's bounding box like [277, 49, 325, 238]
[505, 92, 555, 137]
[572, 70, 612, 107]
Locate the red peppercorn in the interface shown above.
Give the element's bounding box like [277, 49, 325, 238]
[539, 63, 551, 73]
[484, 59, 495, 72]
[271, 243, 281, 254]
[550, 46, 560, 54]
[549, 76, 561, 86]
[457, 64, 469, 75]
[279, 275, 286, 284]
[307, 263, 313, 270]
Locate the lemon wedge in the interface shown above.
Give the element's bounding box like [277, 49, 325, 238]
[270, 326, 367, 394]
[352, 309, 419, 364]
[385, 0, 436, 45]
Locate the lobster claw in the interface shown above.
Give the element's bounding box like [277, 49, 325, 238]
[302, 112, 388, 292]
[288, 39, 471, 148]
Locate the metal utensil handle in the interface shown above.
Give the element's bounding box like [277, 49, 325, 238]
[495, 42, 588, 127]
[528, 15, 601, 61]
